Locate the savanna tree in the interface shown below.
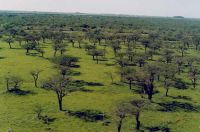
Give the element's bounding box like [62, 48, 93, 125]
[188, 66, 199, 89]
[30, 70, 43, 88]
[42, 76, 79, 111]
[5, 74, 23, 91]
[4, 37, 14, 49]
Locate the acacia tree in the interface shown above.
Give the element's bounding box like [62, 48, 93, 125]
[130, 100, 148, 130]
[132, 67, 157, 101]
[162, 49, 174, 64]
[15, 36, 23, 46]
[36, 48, 45, 57]
[76, 35, 84, 48]
[175, 56, 184, 75]
[164, 79, 175, 96]
[22, 41, 37, 55]
[42, 76, 78, 111]
[125, 68, 136, 90]
[68, 36, 75, 47]
[115, 100, 149, 131]
[88, 49, 104, 64]
[111, 40, 121, 56]
[5, 75, 23, 92]
[140, 38, 151, 53]
[189, 66, 199, 89]
[179, 44, 187, 57]
[193, 35, 200, 50]
[115, 103, 129, 132]
[52, 39, 66, 57]
[30, 70, 42, 88]
[135, 54, 146, 67]
[161, 64, 176, 96]
[4, 37, 14, 49]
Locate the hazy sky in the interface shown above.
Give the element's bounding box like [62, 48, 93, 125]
[0, 0, 199, 18]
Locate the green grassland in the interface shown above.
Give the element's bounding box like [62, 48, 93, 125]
[1, 38, 200, 132]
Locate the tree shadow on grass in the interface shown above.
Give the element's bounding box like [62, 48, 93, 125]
[105, 63, 116, 66]
[74, 80, 104, 87]
[39, 115, 56, 125]
[70, 71, 81, 76]
[0, 57, 6, 59]
[66, 109, 109, 122]
[157, 101, 199, 112]
[173, 78, 189, 90]
[170, 95, 192, 101]
[145, 126, 170, 132]
[79, 88, 94, 93]
[86, 82, 104, 86]
[7, 89, 35, 96]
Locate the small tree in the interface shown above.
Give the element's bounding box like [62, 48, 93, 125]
[140, 38, 151, 53]
[77, 35, 84, 48]
[4, 37, 14, 49]
[52, 40, 66, 57]
[30, 70, 42, 88]
[88, 49, 104, 64]
[5, 75, 23, 91]
[36, 48, 45, 57]
[34, 105, 43, 119]
[125, 68, 136, 90]
[22, 42, 37, 55]
[130, 99, 148, 130]
[111, 41, 121, 56]
[178, 44, 187, 57]
[189, 66, 199, 89]
[175, 56, 184, 75]
[115, 103, 129, 132]
[162, 49, 174, 64]
[164, 79, 175, 96]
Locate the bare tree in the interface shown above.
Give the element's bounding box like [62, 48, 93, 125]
[30, 70, 43, 88]
[5, 74, 23, 91]
[189, 66, 199, 89]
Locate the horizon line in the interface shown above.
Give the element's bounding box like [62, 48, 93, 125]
[1, 9, 198, 19]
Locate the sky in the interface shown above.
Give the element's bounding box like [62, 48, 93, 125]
[0, 0, 199, 18]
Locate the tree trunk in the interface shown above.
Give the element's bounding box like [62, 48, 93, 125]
[6, 80, 9, 91]
[165, 88, 169, 96]
[56, 92, 63, 111]
[54, 50, 57, 57]
[78, 42, 81, 48]
[193, 79, 196, 89]
[58, 98, 62, 111]
[96, 56, 99, 64]
[26, 49, 29, 54]
[129, 80, 132, 90]
[117, 119, 123, 132]
[136, 112, 141, 130]
[34, 77, 38, 88]
[148, 83, 154, 101]
[9, 43, 12, 49]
